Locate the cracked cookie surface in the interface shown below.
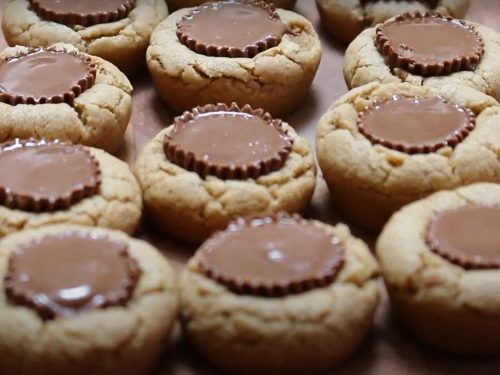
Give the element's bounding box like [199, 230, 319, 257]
[167, 0, 297, 11]
[133, 122, 316, 244]
[316, 82, 500, 232]
[0, 146, 143, 237]
[0, 44, 132, 154]
[180, 221, 380, 375]
[317, 0, 469, 44]
[377, 183, 500, 355]
[2, 0, 168, 76]
[0, 224, 178, 375]
[343, 18, 500, 103]
[146, 7, 322, 117]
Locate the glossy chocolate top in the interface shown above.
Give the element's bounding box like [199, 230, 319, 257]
[357, 97, 474, 153]
[177, 1, 287, 57]
[164, 104, 292, 179]
[5, 232, 141, 319]
[0, 49, 95, 105]
[30, 0, 135, 27]
[376, 13, 483, 76]
[0, 140, 100, 211]
[426, 205, 500, 269]
[199, 215, 345, 296]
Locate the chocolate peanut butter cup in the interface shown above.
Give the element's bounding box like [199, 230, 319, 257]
[29, 0, 136, 27]
[4, 232, 141, 319]
[177, 0, 288, 58]
[357, 96, 475, 154]
[0, 139, 101, 212]
[198, 213, 345, 296]
[0, 48, 96, 106]
[164, 103, 293, 179]
[376, 13, 484, 76]
[426, 205, 500, 270]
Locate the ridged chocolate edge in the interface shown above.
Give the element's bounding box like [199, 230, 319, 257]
[4, 232, 141, 320]
[198, 212, 345, 297]
[0, 138, 102, 212]
[29, 0, 136, 27]
[177, 0, 285, 58]
[164, 102, 294, 180]
[357, 96, 476, 154]
[0, 47, 97, 106]
[376, 12, 484, 77]
[361, 0, 439, 7]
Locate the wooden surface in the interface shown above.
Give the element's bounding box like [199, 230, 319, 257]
[2, 1, 500, 374]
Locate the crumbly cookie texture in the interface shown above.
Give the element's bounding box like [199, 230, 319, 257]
[146, 8, 322, 117]
[0, 147, 142, 238]
[0, 224, 179, 375]
[2, 0, 168, 76]
[377, 183, 500, 355]
[0, 44, 132, 154]
[316, 82, 500, 232]
[134, 123, 316, 244]
[167, 0, 297, 11]
[317, 0, 469, 44]
[344, 19, 500, 102]
[180, 222, 380, 375]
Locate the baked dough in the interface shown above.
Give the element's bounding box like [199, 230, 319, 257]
[316, 82, 500, 232]
[377, 183, 500, 355]
[134, 122, 316, 244]
[317, 0, 469, 44]
[0, 146, 143, 238]
[343, 19, 500, 103]
[2, 0, 169, 75]
[0, 224, 179, 375]
[0, 44, 132, 154]
[146, 7, 322, 117]
[180, 221, 380, 374]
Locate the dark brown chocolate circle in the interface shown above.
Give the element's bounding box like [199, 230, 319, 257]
[426, 205, 500, 269]
[177, 0, 287, 58]
[199, 214, 345, 296]
[357, 97, 475, 153]
[376, 13, 484, 76]
[164, 103, 293, 179]
[29, 0, 136, 27]
[0, 140, 101, 212]
[0, 49, 96, 106]
[4, 232, 141, 319]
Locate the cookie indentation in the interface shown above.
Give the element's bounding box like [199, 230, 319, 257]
[0, 49, 96, 106]
[164, 103, 293, 179]
[199, 213, 345, 296]
[0, 139, 101, 212]
[376, 12, 484, 76]
[29, 0, 136, 27]
[4, 232, 141, 319]
[357, 96, 475, 153]
[426, 205, 500, 270]
[177, 0, 288, 58]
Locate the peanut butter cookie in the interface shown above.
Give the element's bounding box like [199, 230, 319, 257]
[316, 82, 500, 232]
[167, 0, 296, 11]
[146, 0, 321, 117]
[377, 183, 500, 355]
[180, 213, 380, 375]
[0, 139, 142, 237]
[134, 103, 316, 243]
[317, 0, 469, 44]
[0, 224, 178, 374]
[344, 13, 500, 102]
[0, 44, 132, 153]
[2, 0, 169, 75]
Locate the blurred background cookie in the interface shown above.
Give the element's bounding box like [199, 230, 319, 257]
[167, 0, 297, 11]
[2, 0, 168, 75]
[317, 0, 469, 44]
[147, 0, 321, 116]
